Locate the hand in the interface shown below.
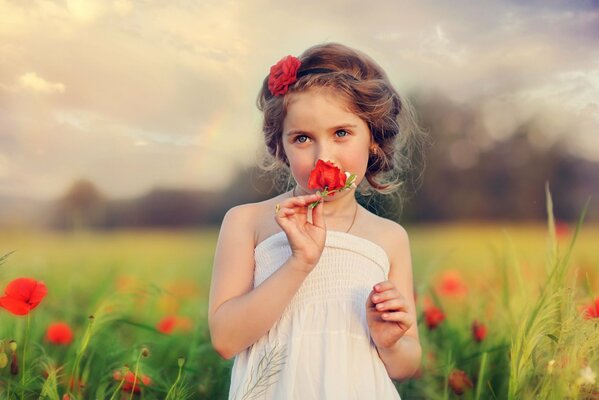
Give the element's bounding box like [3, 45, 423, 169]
[366, 280, 414, 349]
[275, 193, 326, 273]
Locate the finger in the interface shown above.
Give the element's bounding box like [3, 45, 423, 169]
[371, 289, 402, 304]
[374, 298, 407, 312]
[311, 198, 325, 229]
[283, 194, 321, 208]
[366, 290, 376, 308]
[274, 208, 298, 227]
[381, 311, 413, 328]
[373, 281, 394, 293]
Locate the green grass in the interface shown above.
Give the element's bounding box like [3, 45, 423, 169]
[0, 217, 597, 399]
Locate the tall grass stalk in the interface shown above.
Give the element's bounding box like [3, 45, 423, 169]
[39, 361, 61, 400]
[70, 315, 95, 396]
[474, 352, 488, 400]
[508, 184, 590, 399]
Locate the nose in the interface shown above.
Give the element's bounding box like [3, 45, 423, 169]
[314, 143, 338, 167]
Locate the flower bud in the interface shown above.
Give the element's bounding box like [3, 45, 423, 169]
[8, 340, 17, 352]
[177, 357, 185, 368]
[141, 347, 150, 358]
[10, 351, 18, 375]
[0, 351, 8, 369]
[448, 369, 473, 395]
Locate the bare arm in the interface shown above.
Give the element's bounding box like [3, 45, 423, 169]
[366, 224, 422, 380]
[208, 194, 325, 359]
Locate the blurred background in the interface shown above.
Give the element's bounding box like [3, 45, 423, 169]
[1, 0, 597, 230]
[0, 2, 598, 398]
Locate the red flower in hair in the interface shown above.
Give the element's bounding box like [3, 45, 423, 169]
[0, 277, 48, 315]
[268, 55, 301, 96]
[46, 322, 74, 345]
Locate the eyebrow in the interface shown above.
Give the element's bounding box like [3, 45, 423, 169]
[284, 124, 358, 136]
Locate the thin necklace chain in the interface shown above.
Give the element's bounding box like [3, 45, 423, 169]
[292, 186, 359, 233]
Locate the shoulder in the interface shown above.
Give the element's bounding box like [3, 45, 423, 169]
[360, 210, 409, 257]
[221, 193, 289, 246]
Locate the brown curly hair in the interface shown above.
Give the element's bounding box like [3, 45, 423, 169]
[256, 42, 428, 198]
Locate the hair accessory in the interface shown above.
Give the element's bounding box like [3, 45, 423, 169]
[268, 55, 335, 97]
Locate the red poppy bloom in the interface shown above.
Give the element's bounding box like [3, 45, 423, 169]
[423, 305, 445, 330]
[308, 160, 347, 194]
[448, 369, 473, 395]
[437, 270, 467, 298]
[156, 315, 193, 334]
[471, 320, 487, 342]
[0, 277, 48, 316]
[157, 315, 177, 334]
[46, 322, 74, 345]
[583, 298, 599, 319]
[113, 369, 152, 393]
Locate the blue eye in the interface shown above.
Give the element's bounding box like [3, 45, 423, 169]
[336, 130, 348, 137]
[295, 135, 309, 143]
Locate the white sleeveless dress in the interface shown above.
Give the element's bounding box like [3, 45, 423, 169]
[228, 230, 402, 400]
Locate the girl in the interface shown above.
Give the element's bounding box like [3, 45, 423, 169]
[209, 42, 426, 399]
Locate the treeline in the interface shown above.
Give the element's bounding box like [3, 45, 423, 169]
[8, 90, 598, 230]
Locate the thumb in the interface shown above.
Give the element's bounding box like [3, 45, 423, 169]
[311, 198, 325, 230]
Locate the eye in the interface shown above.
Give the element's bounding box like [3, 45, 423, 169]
[336, 130, 349, 138]
[294, 134, 310, 143]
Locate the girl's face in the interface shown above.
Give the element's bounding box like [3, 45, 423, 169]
[282, 87, 372, 196]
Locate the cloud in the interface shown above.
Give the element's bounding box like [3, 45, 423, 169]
[0, 0, 597, 199]
[18, 72, 65, 94]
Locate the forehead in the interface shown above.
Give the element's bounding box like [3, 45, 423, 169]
[283, 88, 360, 129]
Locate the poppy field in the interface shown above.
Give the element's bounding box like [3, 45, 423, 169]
[0, 197, 597, 399]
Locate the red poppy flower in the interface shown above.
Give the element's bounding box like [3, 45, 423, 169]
[437, 270, 467, 298]
[268, 55, 301, 96]
[448, 369, 473, 395]
[113, 369, 152, 393]
[46, 322, 74, 345]
[471, 320, 487, 342]
[156, 315, 193, 334]
[423, 305, 445, 330]
[0, 277, 48, 316]
[157, 315, 177, 334]
[308, 160, 347, 195]
[583, 298, 599, 319]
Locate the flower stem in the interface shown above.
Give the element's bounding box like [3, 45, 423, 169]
[21, 313, 30, 400]
[129, 349, 145, 400]
[165, 358, 185, 400]
[108, 369, 126, 400]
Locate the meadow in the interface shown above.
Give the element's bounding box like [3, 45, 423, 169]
[0, 204, 597, 399]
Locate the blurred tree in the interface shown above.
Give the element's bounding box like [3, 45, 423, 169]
[52, 179, 106, 230]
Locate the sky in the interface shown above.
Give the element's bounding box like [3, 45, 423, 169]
[0, 0, 598, 199]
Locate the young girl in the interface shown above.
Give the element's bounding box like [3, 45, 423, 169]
[209, 42, 426, 399]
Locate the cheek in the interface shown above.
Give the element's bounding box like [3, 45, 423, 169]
[283, 147, 312, 178]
